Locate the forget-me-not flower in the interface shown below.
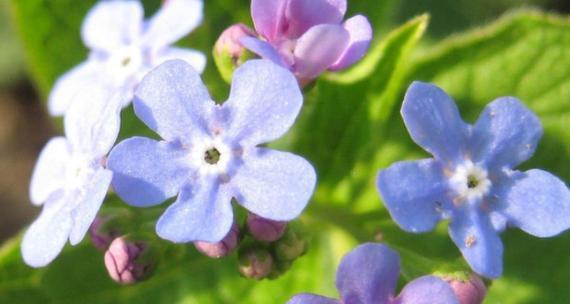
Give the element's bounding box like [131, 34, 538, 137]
[48, 0, 206, 116]
[288, 243, 459, 304]
[241, 0, 372, 85]
[377, 82, 570, 278]
[107, 59, 316, 243]
[22, 89, 121, 267]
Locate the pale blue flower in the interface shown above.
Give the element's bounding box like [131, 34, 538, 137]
[107, 59, 316, 243]
[22, 89, 121, 267]
[377, 81, 570, 278]
[288, 243, 459, 304]
[49, 0, 206, 116]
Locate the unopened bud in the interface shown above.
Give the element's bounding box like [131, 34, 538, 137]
[238, 245, 273, 280]
[104, 236, 157, 285]
[89, 216, 120, 251]
[247, 213, 286, 242]
[213, 23, 256, 82]
[195, 223, 240, 258]
[274, 226, 307, 261]
[445, 274, 487, 304]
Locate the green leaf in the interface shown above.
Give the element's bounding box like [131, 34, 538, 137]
[407, 9, 570, 303]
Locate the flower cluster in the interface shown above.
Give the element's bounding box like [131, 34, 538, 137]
[20, 0, 570, 302]
[218, 0, 372, 85]
[288, 243, 459, 304]
[377, 82, 570, 278]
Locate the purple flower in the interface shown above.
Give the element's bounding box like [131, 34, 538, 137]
[107, 59, 316, 243]
[288, 243, 459, 304]
[242, 0, 372, 85]
[48, 0, 206, 116]
[22, 89, 121, 267]
[377, 82, 570, 278]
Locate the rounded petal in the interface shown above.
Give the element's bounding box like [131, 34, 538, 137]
[69, 169, 113, 245]
[231, 148, 316, 221]
[288, 294, 339, 304]
[285, 0, 347, 39]
[81, 0, 143, 52]
[143, 0, 203, 50]
[156, 181, 233, 243]
[470, 97, 542, 169]
[134, 59, 214, 143]
[397, 276, 459, 304]
[64, 87, 122, 157]
[377, 159, 449, 233]
[449, 208, 503, 279]
[21, 198, 72, 267]
[240, 37, 288, 68]
[329, 15, 373, 71]
[336, 243, 399, 303]
[108, 137, 192, 207]
[401, 82, 469, 165]
[29, 137, 72, 205]
[224, 60, 303, 146]
[156, 47, 207, 74]
[48, 60, 104, 116]
[497, 169, 570, 237]
[293, 24, 350, 81]
[251, 0, 287, 41]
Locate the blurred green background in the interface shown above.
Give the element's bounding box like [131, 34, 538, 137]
[1, 0, 570, 303]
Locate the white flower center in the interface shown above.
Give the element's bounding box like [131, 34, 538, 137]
[65, 154, 97, 193]
[190, 137, 233, 177]
[449, 161, 491, 201]
[107, 45, 144, 82]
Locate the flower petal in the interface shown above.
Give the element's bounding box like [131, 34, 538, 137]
[496, 169, 570, 237]
[285, 0, 347, 39]
[224, 60, 303, 146]
[134, 59, 214, 143]
[336, 243, 399, 303]
[470, 97, 542, 169]
[48, 60, 104, 116]
[287, 294, 339, 304]
[329, 15, 373, 71]
[21, 198, 72, 267]
[231, 148, 316, 221]
[156, 47, 207, 74]
[143, 0, 203, 50]
[64, 87, 122, 157]
[29, 137, 72, 205]
[251, 0, 287, 41]
[293, 24, 350, 81]
[108, 137, 192, 207]
[376, 159, 449, 233]
[68, 168, 113, 245]
[156, 180, 233, 243]
[401, 82, 469, 165]
[240, 37, 288, 68]
[449, 207, 503, 278]
[397, 276, 459, 304]
[81, 0, 143, 52]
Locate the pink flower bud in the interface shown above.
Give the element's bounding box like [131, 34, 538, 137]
[247, 213, 286, 242]
[238, 247, 273, 280]
[445, 274, 487, 304]
[104, 236, 155, 285]
[215, 23, 256, 60]
[194, 223, 240, 258]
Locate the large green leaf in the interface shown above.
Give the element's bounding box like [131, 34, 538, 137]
[405, 10, 570, 303]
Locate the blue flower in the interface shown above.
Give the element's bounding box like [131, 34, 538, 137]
[107, 59, 316, 243]
[377, 81, 570, 278]
[22, 89, 121, 267]
[288, 243, 459, 304]
[48, 0, 206, 116]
